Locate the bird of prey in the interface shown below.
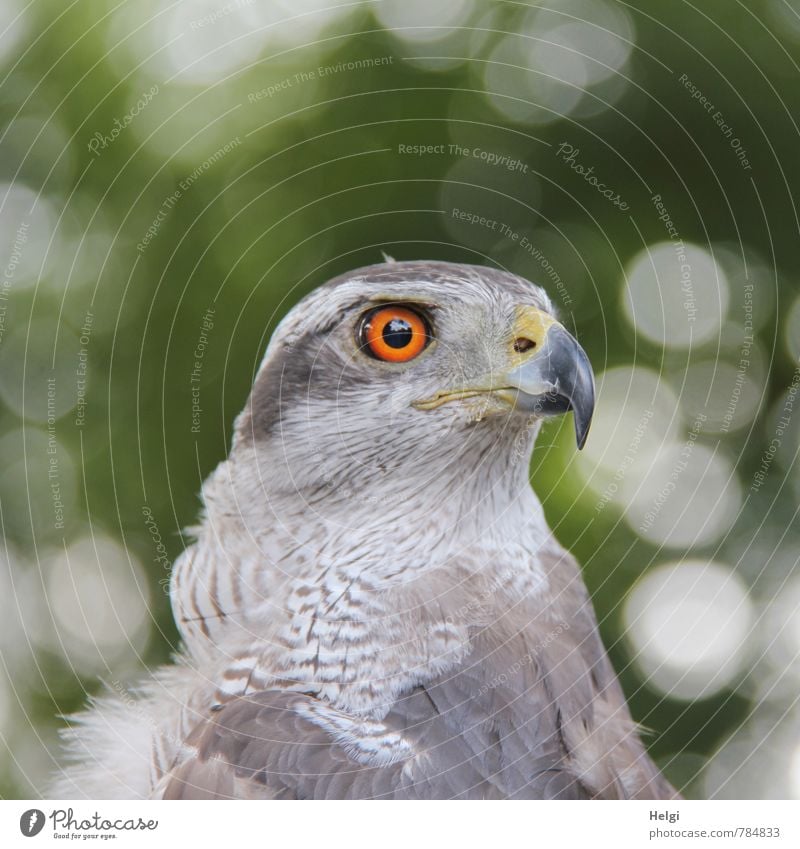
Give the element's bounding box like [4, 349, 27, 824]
[55, 260, 678, 799]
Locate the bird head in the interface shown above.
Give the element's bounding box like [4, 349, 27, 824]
[233, 260, 594, 503]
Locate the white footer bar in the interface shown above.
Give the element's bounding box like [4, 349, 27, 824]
[2, 799, 798, 848]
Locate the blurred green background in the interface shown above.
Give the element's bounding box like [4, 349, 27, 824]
[1, 0, 800, 799]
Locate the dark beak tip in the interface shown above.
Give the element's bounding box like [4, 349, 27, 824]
[575, 421, 590, 450]
[571, 378, 595, 451]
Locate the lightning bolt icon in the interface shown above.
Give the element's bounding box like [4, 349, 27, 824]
[28, 811, 39, 834]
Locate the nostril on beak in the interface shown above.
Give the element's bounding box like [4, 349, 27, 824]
[513, 337, 537, 354]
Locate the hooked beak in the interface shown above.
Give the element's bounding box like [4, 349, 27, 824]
[503, 319, 595, 449]
[413, 306, 596, 449]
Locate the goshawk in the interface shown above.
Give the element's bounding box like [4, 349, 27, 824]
[55, 260, 677, 800]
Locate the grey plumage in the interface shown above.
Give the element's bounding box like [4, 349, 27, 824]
[55, 260, 678, 800]
[161, 538, 673, 800]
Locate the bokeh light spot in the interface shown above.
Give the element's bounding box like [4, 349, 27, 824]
[621, 443, 741, 548]
[625, 560, 754, 700]
[623, 242, 730, 348]
[374, 0, 476, 45]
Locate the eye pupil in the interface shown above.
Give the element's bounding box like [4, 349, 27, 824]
[360, 305, 431, 362]
[383, 318, 413, 348]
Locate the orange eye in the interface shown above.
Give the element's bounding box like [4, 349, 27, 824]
[360, 305, 431, 363]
